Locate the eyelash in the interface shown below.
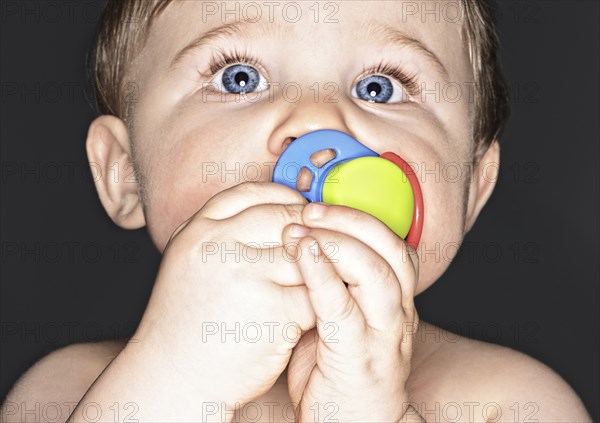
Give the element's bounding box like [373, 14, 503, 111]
[205, 47, 264, 77]
[203, 48, 421, 99]
[361, 62, 421, 98]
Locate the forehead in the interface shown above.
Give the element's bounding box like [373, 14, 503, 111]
[141, 0, 471, 84]
[130, 0, 474, 100]
[154, 1, 464, 32]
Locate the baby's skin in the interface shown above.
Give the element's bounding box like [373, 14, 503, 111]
[1, 1, 591, 422]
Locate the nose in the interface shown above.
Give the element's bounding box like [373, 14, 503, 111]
[267, 92, 351, 157]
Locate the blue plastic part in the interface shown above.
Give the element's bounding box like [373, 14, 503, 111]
[272, 129, 378, 202]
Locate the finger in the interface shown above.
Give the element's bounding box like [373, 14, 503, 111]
[280, 285, 317, 335]
[260, 245, 306, 287]
[167, 182, 307, 245]
[303, 203, 419, 311]
[287, 328, 318, 404]
[203, 242, 306, 287]
[200, 241, 316, 331]
[296, 236, 366, 344]
[302, 228, 408, 332]
[281, 222, 311, 248]
[254, 247, 316, 332]
[200, 181, 308, 220]
[225, 203, 306, 246]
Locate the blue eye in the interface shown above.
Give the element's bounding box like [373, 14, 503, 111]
[352, 71, 411, 104]
[215, 64, 269, 94]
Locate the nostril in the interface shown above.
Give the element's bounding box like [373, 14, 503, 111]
[282, 137, 297, 150]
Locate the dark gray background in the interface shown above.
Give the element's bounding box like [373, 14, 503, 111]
[1, 0, 598, 420]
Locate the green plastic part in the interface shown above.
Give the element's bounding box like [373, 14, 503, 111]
[323, 156, 414, 238]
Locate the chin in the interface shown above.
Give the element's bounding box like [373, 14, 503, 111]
[415, 262, 450, 296]
[414, 226, 466, 296]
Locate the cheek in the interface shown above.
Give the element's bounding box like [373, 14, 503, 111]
[137, 121, 274, 252]
[144, 174, 223, 252]
[414, 163, 469, 294]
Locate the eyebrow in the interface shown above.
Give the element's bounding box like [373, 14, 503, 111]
[361, 21, 450, 81]
[168, 19, 274, 72]
[168, 19, 450, 81]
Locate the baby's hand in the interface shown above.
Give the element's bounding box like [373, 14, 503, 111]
[134, 182, 316, 411]
[283, 203, 420, 422]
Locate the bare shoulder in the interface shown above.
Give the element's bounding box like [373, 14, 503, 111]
[1, 339, 128, 422]
[409, 322, 592, 422]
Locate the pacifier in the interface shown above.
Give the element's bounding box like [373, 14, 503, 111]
[272, 129, 424, 248]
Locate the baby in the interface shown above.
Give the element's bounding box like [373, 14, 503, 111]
[1, 0, 592, 422]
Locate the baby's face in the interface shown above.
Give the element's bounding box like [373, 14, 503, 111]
[123, 0, 490, 293]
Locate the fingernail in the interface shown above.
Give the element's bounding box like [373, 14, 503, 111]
[289, 224, 309, 238]
[307, 202, 327, 219]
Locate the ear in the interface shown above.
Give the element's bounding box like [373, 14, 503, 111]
[464, 140, 500, 232]
[86, 115, 146, 229]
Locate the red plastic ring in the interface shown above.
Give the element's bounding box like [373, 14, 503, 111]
[380, 152, 424, 250]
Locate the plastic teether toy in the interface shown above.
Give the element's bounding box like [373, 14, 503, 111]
[272, 129, 424, 248]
